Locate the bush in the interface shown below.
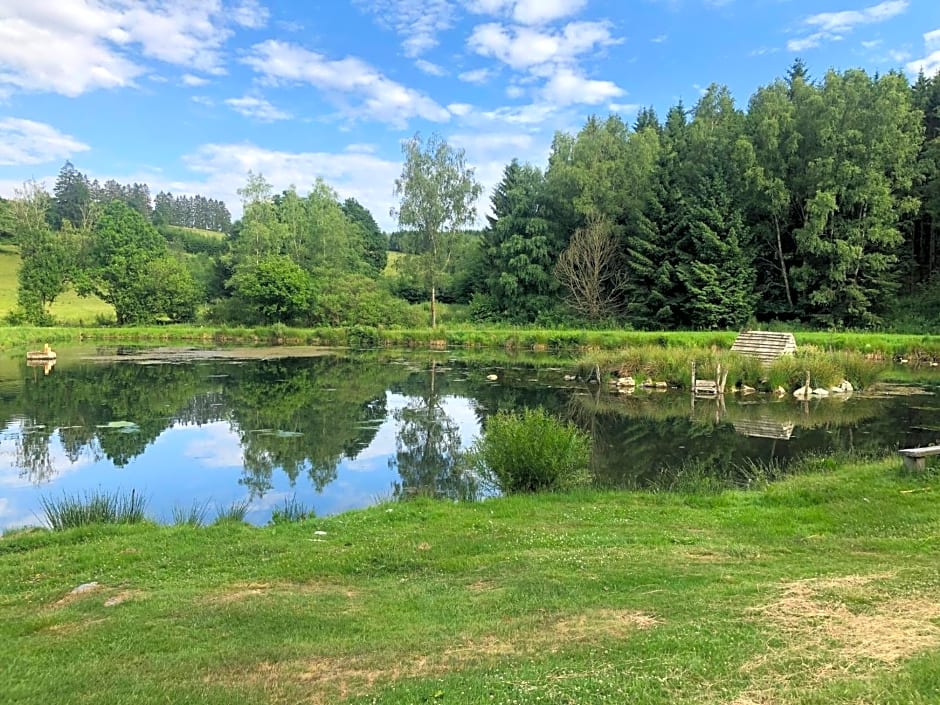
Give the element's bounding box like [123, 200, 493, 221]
[471, 407, 592, 493]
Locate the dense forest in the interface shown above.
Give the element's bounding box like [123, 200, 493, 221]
[4, 62, 940, 331]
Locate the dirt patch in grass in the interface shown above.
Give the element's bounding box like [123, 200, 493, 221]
[730, 572, 940, 703]
[208, 581, 360, 605]
[211, 607, 660, 702]
[549, 609, 661, 642]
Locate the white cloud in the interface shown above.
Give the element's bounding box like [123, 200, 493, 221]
[242, 40, 451, 126]
[465, 0, 588, 25]
[468, 20, 619, 71]
[541, 67, 624, 105]
[447, 102, 475, 116]
[415, 59, 448, 76]
[0, 118, 90, 166]
[0, 1, 269, 96]
[224, 96, 292, 122]
[907, 28, 940, 77]
[458, 67, 495, 83]
[861, 39, 883, 49]
[354, 0, 455, 57]
[651, 34, 668, 43]
[180, 142, 405, 227]
[789, 1, 908, 52]
[230, 0, 269, 28]
[181, 73, 210, 87]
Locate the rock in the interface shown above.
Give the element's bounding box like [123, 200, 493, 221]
[616, 377, 635, 387]
[641, 378, 655, 388]
[655, 381, 668, 389]
[775, 386, 787, 396]
[563, 374, 576, 381]
[71, 582, 100, 595]
[840, 380, 854, 393]
[740, 385, 756, 395]
[486, 374, 498, 381]
[793, 386, 812, 400]
[812, 388, 830, 397]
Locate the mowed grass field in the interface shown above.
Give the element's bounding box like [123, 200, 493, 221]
[2, 458, 939, 704]
[0, 245, 114, 324]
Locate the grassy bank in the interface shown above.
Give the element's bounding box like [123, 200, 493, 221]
[2, 457, 939, 704]
[3, 323, 940, 359]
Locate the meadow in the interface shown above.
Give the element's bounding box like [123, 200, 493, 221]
[2, 456, 938, 704]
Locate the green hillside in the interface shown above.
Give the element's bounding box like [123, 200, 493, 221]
[0, 245, 114, 324]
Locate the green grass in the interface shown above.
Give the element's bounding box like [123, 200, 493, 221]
[2, 457, 939, 704]
[0, 245, 115, 324]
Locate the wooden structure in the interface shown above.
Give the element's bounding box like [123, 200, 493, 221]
[691, 361, 728, 397]
[26, 343, 56, 361]
[730, 331, 797, 365]
[898, 445, 940, 471]
[732, 419, 795, 440]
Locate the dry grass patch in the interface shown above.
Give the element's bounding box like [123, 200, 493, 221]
[730, 572, 940, 703]
[208, 581, 360, 606]
[210, 607, 661, 703]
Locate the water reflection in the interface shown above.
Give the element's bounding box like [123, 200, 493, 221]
[0, 348, 939, 527]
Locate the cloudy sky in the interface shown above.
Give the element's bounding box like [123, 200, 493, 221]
[0, 0, 937, 228]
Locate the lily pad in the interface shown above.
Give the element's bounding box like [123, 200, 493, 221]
[268, 430, 304, 438]
[97, 421, 139, 430]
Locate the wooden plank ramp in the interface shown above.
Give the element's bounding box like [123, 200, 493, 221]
[730, 331, 797, 365]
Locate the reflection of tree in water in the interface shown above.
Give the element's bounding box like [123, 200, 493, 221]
[390, 362, 480, 501]
[227, 358, 404, 497]
[8, 361, 221, 482]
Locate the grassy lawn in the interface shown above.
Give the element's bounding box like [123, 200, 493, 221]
[2, 458, 939, 704]
[0, 245, 114, 324]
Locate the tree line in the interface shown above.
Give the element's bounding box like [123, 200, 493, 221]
[473, 63, 940, 329]
[7, 61, 940, 331]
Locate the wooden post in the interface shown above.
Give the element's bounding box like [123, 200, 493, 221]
[691, 360, 697, 392]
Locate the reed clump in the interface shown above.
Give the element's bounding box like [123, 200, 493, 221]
[40, 489, 148, 531]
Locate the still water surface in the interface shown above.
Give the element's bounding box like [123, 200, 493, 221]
[2, 346, 938, 528]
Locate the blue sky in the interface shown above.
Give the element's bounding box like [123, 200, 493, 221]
[0, 0, 938, 229]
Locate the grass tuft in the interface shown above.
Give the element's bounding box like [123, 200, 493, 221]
[214, 499, 250, 525]
[171, 500, 211, 527]
[39, 488, 148, 531]
[269, 495, 314, 525]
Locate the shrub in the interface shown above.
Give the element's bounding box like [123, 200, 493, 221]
[40, 489, 147, 531]
[471, 407, 592, 493]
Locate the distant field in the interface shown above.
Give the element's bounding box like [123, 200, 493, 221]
[161, 225, 226, 240]
[0, 245, 114, 324]
[383, 250, 412, 276]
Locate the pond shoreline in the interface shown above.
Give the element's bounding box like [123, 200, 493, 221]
[4, 324, 940, 360]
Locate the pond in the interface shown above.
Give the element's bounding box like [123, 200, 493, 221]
[1, 346, 939, 529]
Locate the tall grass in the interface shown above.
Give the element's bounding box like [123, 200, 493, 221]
[269, 495, 314, 525]
[40, 489, 148, 531]
[584, 346, 887, 391]
[171, 500, 211, 527]
[214, 500, 250, 525]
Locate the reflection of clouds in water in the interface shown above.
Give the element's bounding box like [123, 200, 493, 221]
[342, 392, 482, 472]
[0, 497, 38, 530]
[0, 423, 96, 488]
[181, 422, 244, 469]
